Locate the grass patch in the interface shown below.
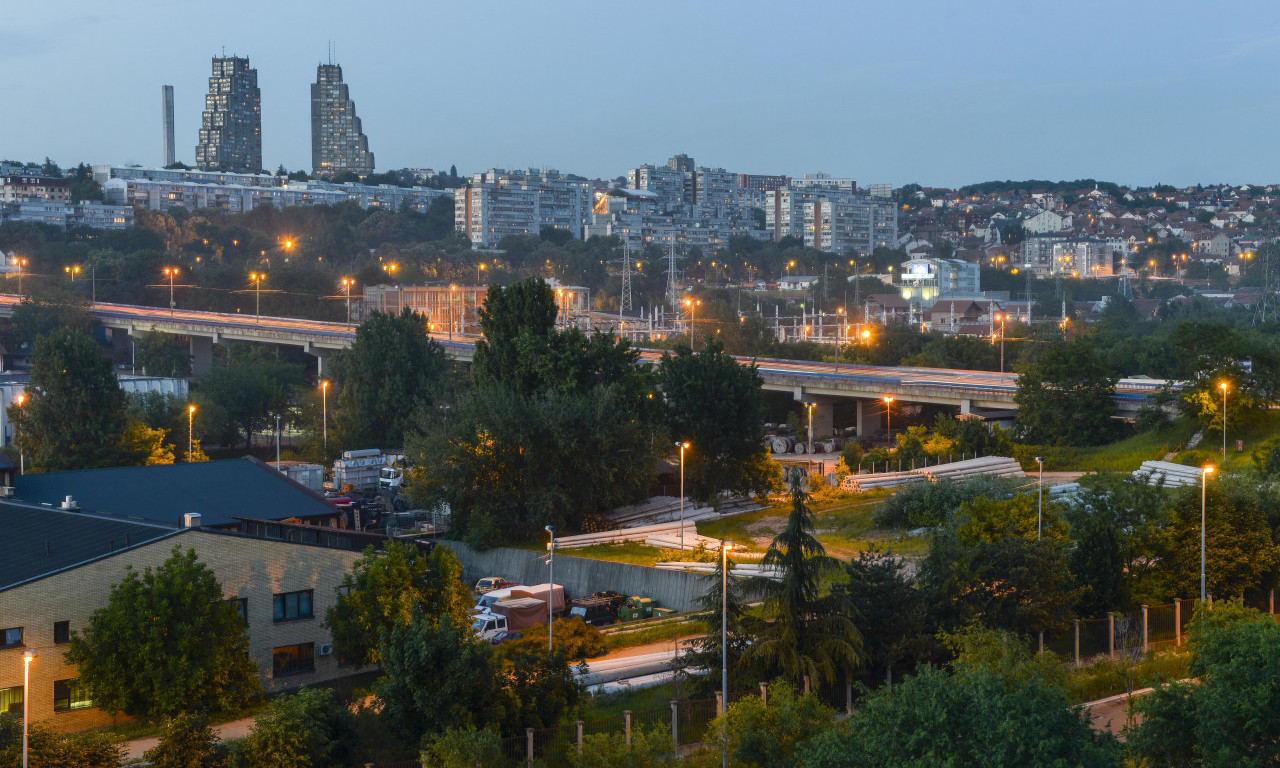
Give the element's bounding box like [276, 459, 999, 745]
[1206, 409, 1280, 471]
[603, 617, 706, 651]
[1058, 418, 1199, 473]
[548, 541, 674, 566]
[580, 681, 689, 721]
[1064, 647, 1192, 704]
[102, 698, 271, 743]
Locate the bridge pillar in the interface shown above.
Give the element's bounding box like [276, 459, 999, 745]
[303, 342, 331, 378]
[960, 399, 972, 416]
[190, 335, 213, 377]
[856, 398, 883, 438]
[794, 391, 835, 442]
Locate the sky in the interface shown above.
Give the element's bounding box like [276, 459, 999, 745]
[4, 0, 1280, 188]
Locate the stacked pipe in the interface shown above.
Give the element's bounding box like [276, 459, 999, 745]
[916, 456, 1023, 483]
[554, 520, 699, 549]
[1133, 460, 1203, 488]
[654, 562, 782, 579]
[841, 472, 926, 492]
[643, 533, 725, 550]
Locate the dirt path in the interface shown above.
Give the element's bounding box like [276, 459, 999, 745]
[123, 716, 255, 761]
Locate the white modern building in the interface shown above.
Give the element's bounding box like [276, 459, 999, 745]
[454, 169, 591, 248]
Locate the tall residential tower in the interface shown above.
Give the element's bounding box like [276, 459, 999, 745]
[311, 63, 374, 178]
[195, 56, 262, 174]
[161, 85, 175, 167]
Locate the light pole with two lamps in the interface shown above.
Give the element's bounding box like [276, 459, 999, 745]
[545, 525, 556, 652]
[163, 266, 180, 315]
[249, 272, 265, 321]
[340, 277, 355, 326]
[1220, 381, 1229, 457]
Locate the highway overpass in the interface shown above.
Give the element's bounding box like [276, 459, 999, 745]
[0, 295, 1168, 433]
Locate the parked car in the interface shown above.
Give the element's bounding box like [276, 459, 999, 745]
[568, 597, 617, 627]
[474, 577, 516, 594]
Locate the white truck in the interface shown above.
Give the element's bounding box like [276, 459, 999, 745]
[472, 597, 548, 642]
[333, 449, 404, 492]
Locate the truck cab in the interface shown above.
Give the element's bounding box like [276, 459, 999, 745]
[378, 466, 403, 491]
[471, 612, 508, 642]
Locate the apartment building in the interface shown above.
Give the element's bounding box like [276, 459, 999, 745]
[0, 176, 69, 204]
[195, 56, 262, 173]
[311, 63, 375, 178]
[454, 169, 591, 248]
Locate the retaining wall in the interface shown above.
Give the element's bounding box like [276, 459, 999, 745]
[440, 540, 711, 613]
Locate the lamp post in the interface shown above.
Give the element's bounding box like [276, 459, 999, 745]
[477, 262, 486, 285]
[340, 278, 354, 326]
[545, 525, 556, 652]
[677, 442, 689, 549]
[883, 396, 894, 443]
[805, 401, 815, 450]
[274, 413, 281, 471]
[684, 298, 700, 349]
[448, 285, 456, 341]
[15, 257, 26, 294]
[22, 649, 35, 768]
[721, 540, 733, 768]
[1201, 465, 1214, 603]
[187, 404, 196, 462]
[321, 380, 329, 455]
[834, 307, 845, 372]
[1220, 381, 1229, 457]
[14, 393, 25, 474]
[1035, 456, 1044, 539]
[998, 312, 1007, 374]
[163, 266, 179, 315]
[249, 272, 264, 321]
[65, 264, 80, 282]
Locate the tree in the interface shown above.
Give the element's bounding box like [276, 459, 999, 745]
[119, 420, 175, 465]
[495, 641, 581, 732]
[325, 540, 472, 666]
[797, 666, 1121, 768]
[420, 726, 506, 768]
[331, 308, 450, 449]
[710, 680, 836, 768]
[143, 713, 231, 768]
[6, 290, 93, 349]
[0, 714, 123, 768]
[1014, 338, 1118, 446]
[1156, 480, 1279, 601]
[471, 277, 558, 393]
[194, 343, 305, 450]
[835, 551, 929, 683]
[65, 547, 260, 720]
[10, 330, 128, 471]
[375, 613, 506, 743]
[1129, 603, 1280, 768]
[241, 688, 355, 768]
[658, 338, 779, 502]
[682, 548, 767, 692]
[575, 725, 676, 768]
[746, 470, 862, 686]
[134, 329, 191, 377]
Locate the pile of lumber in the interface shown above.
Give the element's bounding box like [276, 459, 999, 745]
[840, 472, 926, 492]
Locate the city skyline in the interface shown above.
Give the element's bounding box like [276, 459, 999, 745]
[4, 1, 1280, 186]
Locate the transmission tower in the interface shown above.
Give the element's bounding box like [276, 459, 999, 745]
[616, 242, 633, 318]
[665, 242, 682, 316]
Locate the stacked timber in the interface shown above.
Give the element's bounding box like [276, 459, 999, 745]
[1133, 460, 1203, 488]
[555, 520, 698, 549]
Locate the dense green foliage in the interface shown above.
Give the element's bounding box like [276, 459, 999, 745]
[192, 343, 306, 449]
[712, 680, 837, 768]
[0, 714, 123, 767]
[325, 540, 472, 666]
[240, 688, 355, 768]
[65, 547, 259, 720]
[1014, 338, 1119, 446]
[144, 713, 232, 768]
[873, 474, 1019, 529]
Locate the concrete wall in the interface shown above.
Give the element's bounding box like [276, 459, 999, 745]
[441, 541, 711, 614]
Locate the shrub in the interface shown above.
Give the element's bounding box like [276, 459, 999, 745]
[873, 475, 1019, 529]
[421, 726, 505, 768]
[505, 616, 607, 661]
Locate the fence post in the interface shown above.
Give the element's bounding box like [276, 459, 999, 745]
[759, 682, 767, 706]
[715, 691, 723, 716]
[1073, 619, 1081, 668]
[670, 701, 679, 753]
[624, 710, 632, 747]
[1142, 605, 1150, 655]
[1175, 599, 1181, 647]
[577, 720, 584, 755]
[1108, 613, 1116, 660]
[526, 728, 534, 765]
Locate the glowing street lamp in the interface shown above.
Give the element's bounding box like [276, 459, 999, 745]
[883, 396, 895, 441]
[187, 404, 196, 461]
[1220, 381, 1229, 457]
[64, 265, 81, 282]
[249, 272, 264, 321]
[546, 525, 557, 652]
[721, 540, 733, 768]
[14, 257, 27, 293]
[1201, 464, 1215, 603]
[14, 393, 24, 474]
[163, 266, 180, 315]
[677, 442, 690, 549]
[476, 262, 487, 285]
[340, 277, 355, 326]
[22, 649, 35, 768]
[320, 380, 329, 454]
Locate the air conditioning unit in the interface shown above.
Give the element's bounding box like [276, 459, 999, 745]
[317, 643, 334, 656]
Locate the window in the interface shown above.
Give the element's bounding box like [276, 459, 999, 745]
[272, 643, 315, 677]
[0, 686, 21, 715]
[54, 621, 70, 645]
[1, 627, 21, 648]
[273, 590, 313, 622]
[228, 598, 248, 626]
[53, 679, 92, 712]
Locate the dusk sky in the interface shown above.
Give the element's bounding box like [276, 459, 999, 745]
[5, 1, 1279, 188]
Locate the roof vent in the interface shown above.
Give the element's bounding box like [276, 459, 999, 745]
[60, 495, 78, 511]
[183, 512, 202, 528]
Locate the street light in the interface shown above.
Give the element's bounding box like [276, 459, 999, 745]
[321, 380, 329, 455]
[684, 298, 701, 349]
[274, 413, 282, 471]
[545, 525, 556, 653]
[883, 396, 894, 442]
[677, 442, 690, 550]
[64, 264, 80, 282]
[1201, 465, 1215, 603]
[249, 272, 264, 321]
[22, 649, 35, 768]
[477, 262, 487, 285]
[448, 285, 457, 341]
[187, 404, 196, 462]
[163, 266, 179, 315]
[1220, 381, 1229, 457]
[1035, 456, 1044, 539]
[15, 257, 27, 293]
[14, 393, 24, 474]
[721, 540, 734, 768]
[340, 277, 354, 326]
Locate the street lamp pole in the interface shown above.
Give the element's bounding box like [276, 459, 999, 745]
[883, 396, 894, 443]
[341, 278, 353, 326]
[22, 649, 35, 768]
[1035, 456, 1044, 539]
[15, 258, 26, 294]
[1220, 382, 1229, 457]
[677, 442, 689, 550]
[187, 404, 195, 461]
[1201, 465, 1214, 603]
[321, 380, 329, 455]
[275, 413, 281, 471]
[999, 313, 1006, 374]
[545, 525, 556, 653]
[722, 540, 733, 768]
[164, 267, 179, 315]
[250, 272, 263, 321]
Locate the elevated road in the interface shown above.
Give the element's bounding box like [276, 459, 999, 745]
[0, 295, 1167, 419]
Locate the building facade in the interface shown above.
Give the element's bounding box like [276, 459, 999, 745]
[310, 64, 374, 179]
[195, 56, 262, 174]
[361, 283, 487, 331]
[454, 170, 591, 248]
[0, 176, 69, 204]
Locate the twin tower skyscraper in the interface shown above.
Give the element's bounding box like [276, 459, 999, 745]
[168, 55, 374, 178]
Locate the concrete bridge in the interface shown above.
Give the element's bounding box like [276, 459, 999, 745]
[0, 296, 1168, 433]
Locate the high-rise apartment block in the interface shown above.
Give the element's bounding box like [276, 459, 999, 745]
[767, 185, 897, 255]
[161, 85, 175, 167]
[195, 56, 262, 174]
[311, 64, 374, 178]
[454, 169, 591, 249]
